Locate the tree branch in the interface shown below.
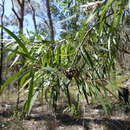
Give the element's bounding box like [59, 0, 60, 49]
[11, 0, 20, 20]
[0, 4, 3, 7]
[17, 0, 22, 7]
[11, 0, 25, 33]
[12, 8, 20, 21]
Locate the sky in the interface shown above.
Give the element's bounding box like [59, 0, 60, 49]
[0, 0, 41, 33]
[1, 0, 129, 39]
[0, 0, 62, 39]
[0, 0, 12, 17]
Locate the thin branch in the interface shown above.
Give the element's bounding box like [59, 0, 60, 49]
[11, 0, 25, 33]
[17, 0, 22, 6]
[12, 8, 20, 21]
[0, 0, 5, 7]
[0, 4, 3, 7]
[38, 16, 50, 29]
[11, 0, 20, 20]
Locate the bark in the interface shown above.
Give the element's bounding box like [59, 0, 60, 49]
[45, 0, 54, 41]
[0, 0, 5, 88]
[19, 0, 25, 33]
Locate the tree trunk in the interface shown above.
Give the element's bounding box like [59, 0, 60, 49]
[11, 0, 25, 109]
[32, 9, 37, 33]
[0, 0, 5, 88]
[18, 19, 24, 33]
[11, 0, 25, 33]
[19, 0, 25, 33]
[28, 0, 37, 33]
[45, 0, 54, 41]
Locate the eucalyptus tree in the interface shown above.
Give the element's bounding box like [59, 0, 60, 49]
[27, 0, 37, 33]
[45, 0, 55, 41]
[10, 0, 27, 109]
[55, 0, 80, 39]
[11, 0, 26, 33]
[0, 0, 5, 88]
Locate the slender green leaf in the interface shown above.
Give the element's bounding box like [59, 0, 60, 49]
[0, 26, 31, 58]
[23, 69, 35, 114]
[0, 70, 24, 93]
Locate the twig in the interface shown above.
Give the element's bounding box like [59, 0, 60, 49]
[11, 0, 20, 20]
[12, 8, 20, 21]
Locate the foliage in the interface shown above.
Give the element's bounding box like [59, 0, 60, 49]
[0, 0, 130, 116]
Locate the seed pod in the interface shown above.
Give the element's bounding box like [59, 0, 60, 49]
[64, 67, 80, 79]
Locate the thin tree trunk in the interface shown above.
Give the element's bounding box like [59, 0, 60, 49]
[0, 0, 5, 88]
[11, 0, 25, 109]
[19, 0, 25, 33]
[11, 0, 25, 33]
[28, 0, 37, 33]
[32, 10, 37, 33]
[17, 0, 25, 108]
[45, 0, 54, 41]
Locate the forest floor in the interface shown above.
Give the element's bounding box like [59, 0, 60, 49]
[1, 76, 130, 130]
